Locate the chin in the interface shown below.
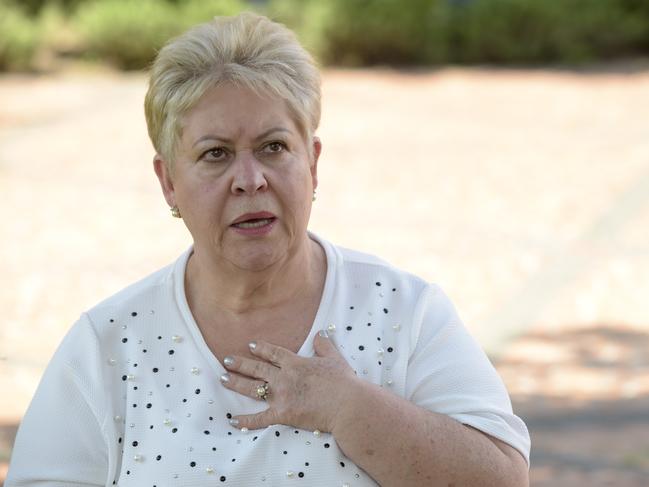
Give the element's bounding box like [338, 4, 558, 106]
[227, 247, 283, 272]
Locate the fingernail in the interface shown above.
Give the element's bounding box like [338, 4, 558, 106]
[229, 418, 239, 426]
[220, 373, 230, 383]
[248, 341, 257, 350]
[318, 329, 329, 338]
[223, 356, 234, 366]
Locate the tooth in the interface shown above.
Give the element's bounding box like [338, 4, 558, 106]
[236, 218, 271, 228]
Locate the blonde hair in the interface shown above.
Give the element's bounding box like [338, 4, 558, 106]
[144, 12, 321, 164]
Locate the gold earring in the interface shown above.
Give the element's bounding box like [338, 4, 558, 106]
[312, 190, 317, 202]
[170, 206, 181, 218]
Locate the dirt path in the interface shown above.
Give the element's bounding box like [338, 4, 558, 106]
[2, 66, 648, 485]
[501, 327, 649, 486]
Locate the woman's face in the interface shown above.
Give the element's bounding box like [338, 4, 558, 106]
[155, 83, 321, 272]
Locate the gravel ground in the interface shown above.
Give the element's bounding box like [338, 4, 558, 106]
[1, 64, 648, 486]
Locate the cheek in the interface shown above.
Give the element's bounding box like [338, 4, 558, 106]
[180, 179, 227, 219]
[276, 173, 310, 211]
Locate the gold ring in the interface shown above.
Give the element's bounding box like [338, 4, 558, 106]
[256, 382, 270, 401]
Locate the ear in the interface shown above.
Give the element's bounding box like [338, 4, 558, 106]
[153, 155, 176, 208]
[310, 136, 322, 191]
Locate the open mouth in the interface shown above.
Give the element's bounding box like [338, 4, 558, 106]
[231, 217, 276, 229]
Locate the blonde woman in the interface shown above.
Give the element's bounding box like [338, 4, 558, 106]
[6, 12, 530, 486]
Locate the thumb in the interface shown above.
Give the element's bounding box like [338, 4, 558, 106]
[313, 329, 340, 358]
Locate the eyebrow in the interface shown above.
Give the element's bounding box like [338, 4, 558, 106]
[191, 127, 293, 148]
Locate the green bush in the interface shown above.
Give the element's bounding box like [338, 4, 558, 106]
[270, 0, 649, 66]
[73, 0, 246, 70]
[38, 1, 84, 56]
[268, 0, 450, 66]
[266, 0, 335, 62]
[448, 0, 649, 64]
[178, 0, 245, 27]
[73, 0, 179, 69]
[1, 0, 91, 17]
[0, 2, 41, 71]
[2, 0, 649, 71]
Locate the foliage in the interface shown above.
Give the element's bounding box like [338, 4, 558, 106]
[266, 0, 334, 60]
[268, 0, 649, 66]
[0, 1, 41, 71]
[448, 0, 649, 64]
[2, 0, 649, 71]
[2, 0, 90, 16]
[320, 0, 447, 66]
[72, 0, 176, 70]
[268, 0, 450, 66]
[38, 1, 84, 56]
[72, 0, 245, 70]
[178, 0, 246, 27]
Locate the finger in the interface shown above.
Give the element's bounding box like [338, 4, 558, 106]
[220, 372, 269, 401]
[249, 340, 294, 367]
[313, 329, 340, 358]
[230, 408, 278, 431]
[223, 355, 276, 380]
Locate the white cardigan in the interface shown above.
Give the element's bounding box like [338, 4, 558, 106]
[7, 234, 530, 486]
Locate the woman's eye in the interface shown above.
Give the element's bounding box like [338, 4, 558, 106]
[201, 147, 227, 161]
[265, 141, 285, 153]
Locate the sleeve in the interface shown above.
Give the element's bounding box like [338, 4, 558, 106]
[405, 284, 531, 466]
[5, 314, 114, 486]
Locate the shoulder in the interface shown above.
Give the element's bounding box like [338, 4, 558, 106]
[82, 250, 187, 329]
[45, 251, 189, 383]
[324, 238, 433, 301]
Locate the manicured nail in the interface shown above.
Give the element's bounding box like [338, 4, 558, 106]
[220, 373, 230, 383]
[318, 329, 329, 338]
[223, 356, 234, 366]
[248, 341, 257, 350]
[229, 418, 239, 426]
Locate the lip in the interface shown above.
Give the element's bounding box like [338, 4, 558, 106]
[230, 212, 277, 238]
[230, 211, 277, 226]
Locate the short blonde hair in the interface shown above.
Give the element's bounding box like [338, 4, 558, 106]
[144, 12, 321, 164]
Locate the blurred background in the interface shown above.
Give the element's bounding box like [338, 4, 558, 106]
[1, 0, 648, 485]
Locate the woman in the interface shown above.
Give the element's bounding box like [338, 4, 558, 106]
[6, 12, 530, 487]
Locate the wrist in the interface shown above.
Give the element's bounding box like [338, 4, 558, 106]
[330, 375, 376, 438]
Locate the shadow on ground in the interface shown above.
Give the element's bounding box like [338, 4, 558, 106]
[518, 396, 649, 486]
[0, 423, 18, 486]
[498, 325, 649, 486]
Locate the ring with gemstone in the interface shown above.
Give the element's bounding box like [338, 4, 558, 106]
[256, 382, 270, 401]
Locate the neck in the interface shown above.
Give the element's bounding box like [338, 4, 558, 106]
[185, 235, 325, 320]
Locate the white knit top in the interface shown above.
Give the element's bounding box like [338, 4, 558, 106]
[7, 234, 530, 486]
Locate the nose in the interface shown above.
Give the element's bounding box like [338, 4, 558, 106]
[230, 150, 268, 195]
